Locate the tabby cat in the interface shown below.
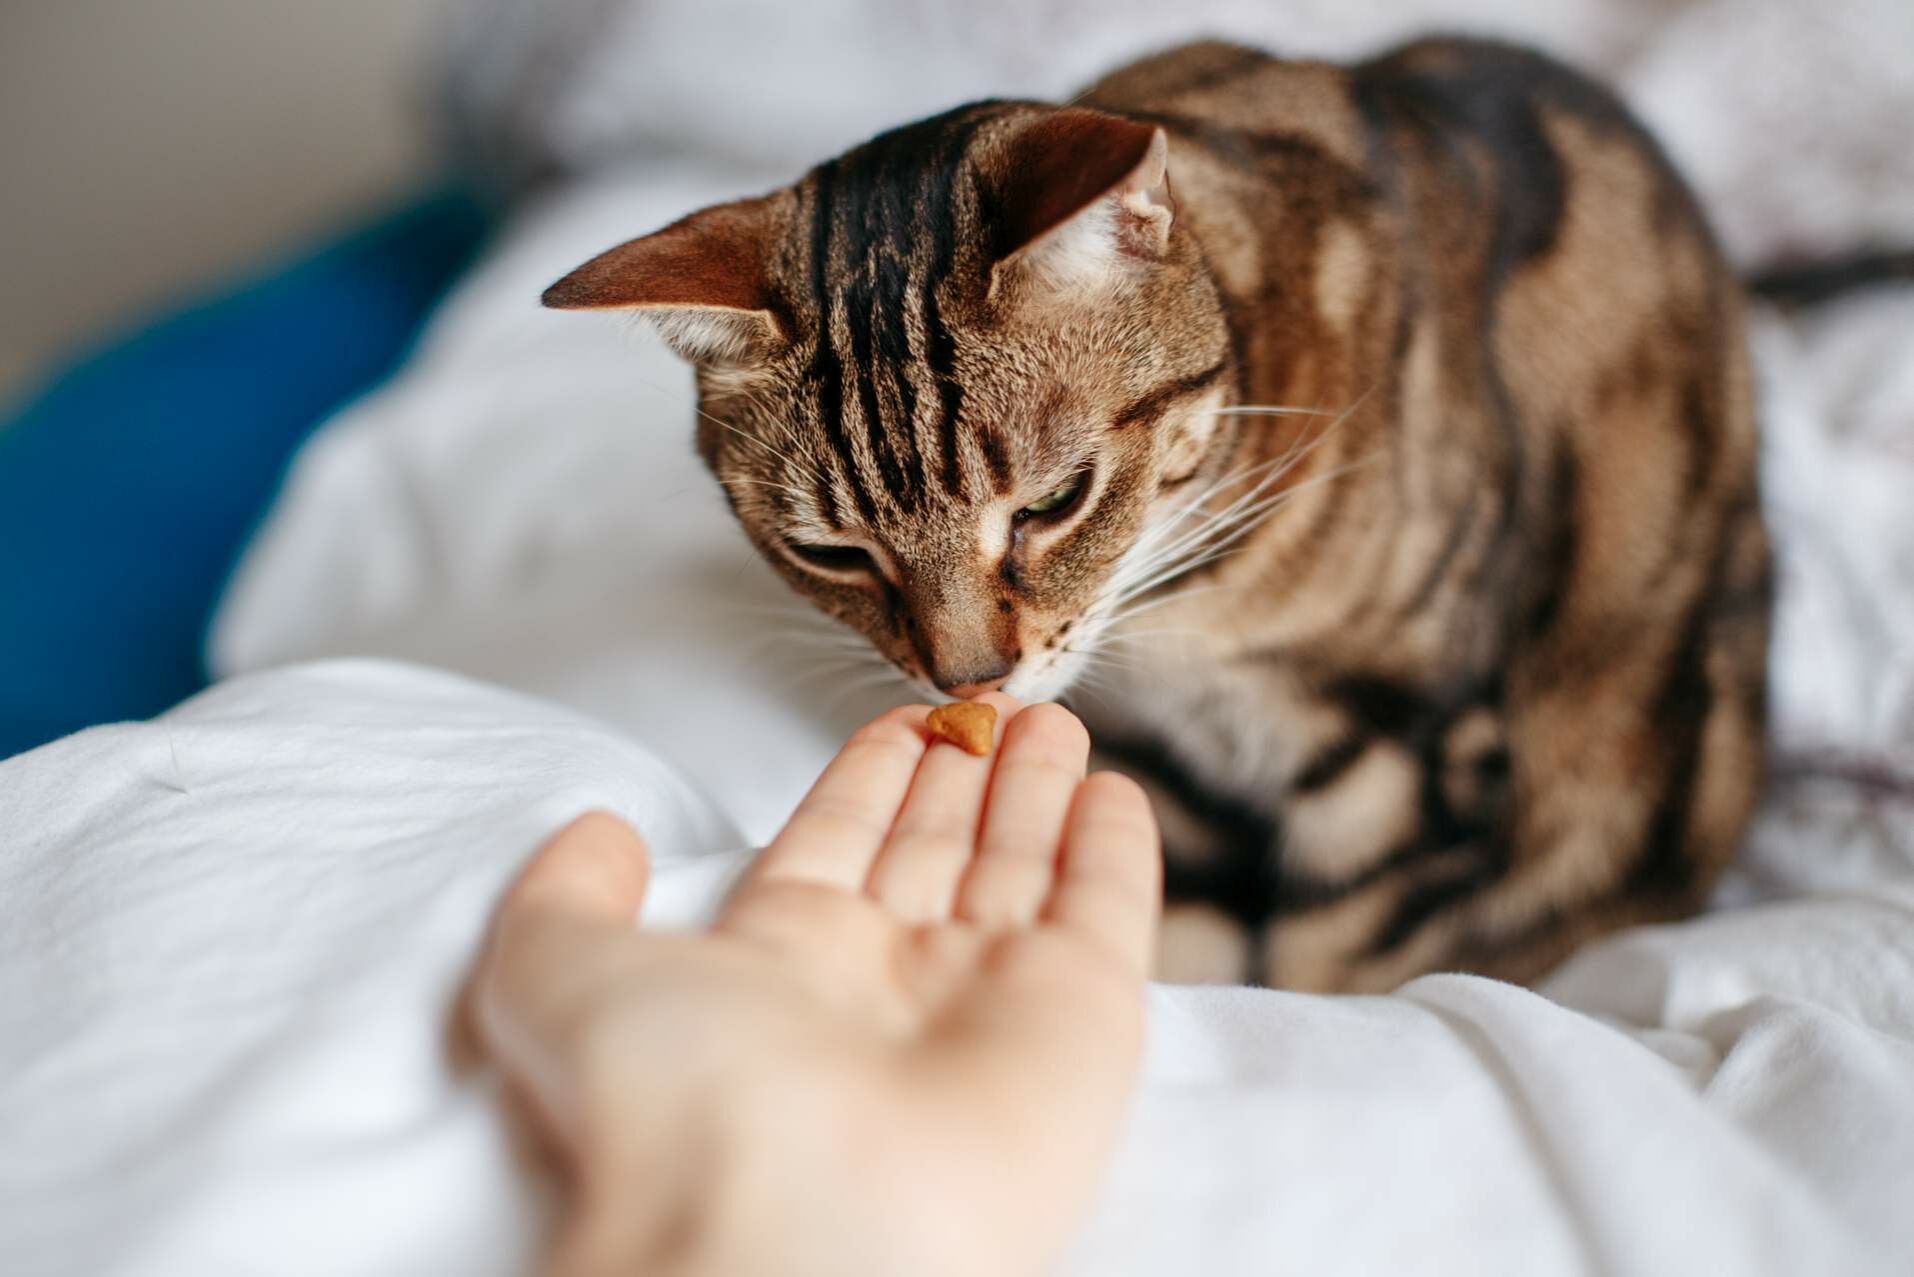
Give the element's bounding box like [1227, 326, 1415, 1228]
[544, 37, 1770, 991]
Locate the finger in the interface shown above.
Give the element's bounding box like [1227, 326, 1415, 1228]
[864, 692, 1021, 922]
[1046, 772, 1163, 979]
[470, 812, 653, 1147]
[954, 703, 1090, 928]
[503, 810, 651, 923]
[745, 703, 934, 893]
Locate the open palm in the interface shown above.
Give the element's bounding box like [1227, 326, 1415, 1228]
[473, 695, 1161, 1277]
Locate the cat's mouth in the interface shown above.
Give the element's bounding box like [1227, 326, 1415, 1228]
[893, 641, 1087, 705]
[996, 644, 1092, 704]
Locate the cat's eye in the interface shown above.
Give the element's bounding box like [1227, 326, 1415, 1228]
[786, 541, 875, 575]
[1017, 471, 1089, 522]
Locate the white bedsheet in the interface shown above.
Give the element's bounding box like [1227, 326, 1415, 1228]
[0, 662, 740, 1277]
[3, 660, 1909, 1276]
[7, 1, 1914, 1272]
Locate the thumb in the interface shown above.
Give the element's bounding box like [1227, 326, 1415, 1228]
[507, 809, 652, 923]
[468, 811, 652, 1149]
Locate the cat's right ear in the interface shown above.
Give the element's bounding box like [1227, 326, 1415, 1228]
[989, 110, 1173, 301]
[542, 196, 784, 365]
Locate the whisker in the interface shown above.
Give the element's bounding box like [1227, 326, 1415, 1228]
[784, 652, 890, 680]
[1067, 648, 1151, 675]
[720, 475, 822, 505]
[716, 599, 827, 617]
[1096, 583, 1237, 627]
[728, 614, 873, 643]
[1090, 400, 1377, 631]
[1082, 626, 1209, 646]
[825, 662, 910, 692]
[1113, 405, 1352, 586]
[1109, 469, 1289, 598]
[1112, 454, 1380, 604]
[822, 669, 907, 716]
[1210, 404, 1338, 417]
[716, 600, 868, 632]
[711, 420, 828, 485]
[617, 366, 832, 491]
[1061, 660, 1122, 702]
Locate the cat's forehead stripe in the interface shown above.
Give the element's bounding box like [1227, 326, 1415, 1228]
[921, 117, 983, 501]
[801, 107, 1003, 523]
[803, 161, 879, 525]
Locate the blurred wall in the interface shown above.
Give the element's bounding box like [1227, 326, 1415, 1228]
[0, 0, 444, 399]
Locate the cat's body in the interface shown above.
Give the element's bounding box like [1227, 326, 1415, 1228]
[546, 37, 1770, 991]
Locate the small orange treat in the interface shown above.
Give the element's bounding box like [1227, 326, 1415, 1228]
[926, 702, 997, 756]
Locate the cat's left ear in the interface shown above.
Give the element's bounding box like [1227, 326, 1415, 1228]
[542, 195, 785, 365]
[991, 110, 1173, 299]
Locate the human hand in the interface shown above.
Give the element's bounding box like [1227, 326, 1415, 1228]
[469, 695, 1161, 1277]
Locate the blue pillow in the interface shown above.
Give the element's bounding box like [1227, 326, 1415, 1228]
[0, 186, 492, 758]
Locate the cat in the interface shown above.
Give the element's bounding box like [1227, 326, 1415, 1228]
[542, 37, 1770, 992]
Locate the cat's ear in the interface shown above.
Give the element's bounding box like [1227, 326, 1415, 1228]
[991, 110, 1173, 299]
[542, 196, 784, 364]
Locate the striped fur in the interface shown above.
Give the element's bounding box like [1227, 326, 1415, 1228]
[546, 36, 1770, 991]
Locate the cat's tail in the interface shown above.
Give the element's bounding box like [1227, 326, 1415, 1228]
[1745, 247, 1914, 307]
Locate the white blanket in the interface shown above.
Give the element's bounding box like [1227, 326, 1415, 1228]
[7, 1, 1914, 1272]
[4, 660, 1908, 1277]
[0, 663, 739, 1277]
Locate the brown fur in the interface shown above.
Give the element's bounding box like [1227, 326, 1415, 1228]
[545, 37, 1770, 992]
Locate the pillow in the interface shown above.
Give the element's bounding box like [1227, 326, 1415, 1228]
[0, 187, 489, 758]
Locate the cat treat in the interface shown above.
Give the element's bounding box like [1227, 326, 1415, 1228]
[926, 702, 997, 756]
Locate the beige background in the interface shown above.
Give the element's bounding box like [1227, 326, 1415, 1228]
[0, 0, 444, 401]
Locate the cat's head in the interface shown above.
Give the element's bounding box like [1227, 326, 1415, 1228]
[546, 103, 1231, 700]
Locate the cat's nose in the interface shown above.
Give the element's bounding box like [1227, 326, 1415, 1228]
[934, 661, 1013, 699]
[941, 674, 1009, 699]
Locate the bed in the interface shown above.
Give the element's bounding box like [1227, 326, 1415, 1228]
[4, 2, 1912, 1273]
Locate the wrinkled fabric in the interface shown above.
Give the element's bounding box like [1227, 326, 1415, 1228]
[1, 661, 1908, 1276]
